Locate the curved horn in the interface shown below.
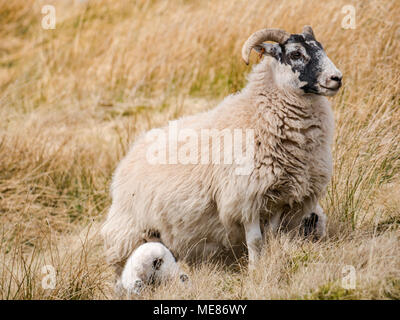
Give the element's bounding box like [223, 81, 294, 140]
[302, 25, 315, 39]
[242, 28, 290, 64]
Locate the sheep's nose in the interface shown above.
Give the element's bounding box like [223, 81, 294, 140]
[330, 75, 342, 83]
[325, 74, 342, 90]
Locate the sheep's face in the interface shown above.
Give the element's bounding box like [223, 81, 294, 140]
[256, 33, 342, 96]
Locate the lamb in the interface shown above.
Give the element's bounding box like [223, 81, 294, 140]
[101, 25, 342, 285]
[117, 241, 189, 296]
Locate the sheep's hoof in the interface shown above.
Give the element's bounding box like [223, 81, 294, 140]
[301, 212, 319, 240]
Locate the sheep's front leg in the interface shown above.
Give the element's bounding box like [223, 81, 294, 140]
[244, 215, 262, 270]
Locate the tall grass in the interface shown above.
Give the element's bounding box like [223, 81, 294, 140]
[0, 0, 399, 299]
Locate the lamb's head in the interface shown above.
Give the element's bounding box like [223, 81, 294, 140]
[242, 26, 342, 96]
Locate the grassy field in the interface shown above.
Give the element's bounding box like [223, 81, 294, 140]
[0, 0, 399, 299]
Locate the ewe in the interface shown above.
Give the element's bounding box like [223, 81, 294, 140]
[102, 26, 342, 286]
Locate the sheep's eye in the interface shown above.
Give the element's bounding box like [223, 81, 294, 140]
[290, 51, 302, 60]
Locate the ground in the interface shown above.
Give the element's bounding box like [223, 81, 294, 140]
[0, 0, 399, 299]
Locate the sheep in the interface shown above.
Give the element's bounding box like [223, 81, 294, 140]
[117, 241, 189, 297]
[101, 25, 342, 284]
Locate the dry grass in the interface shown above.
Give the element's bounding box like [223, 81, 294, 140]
[0, 0, 399, 300]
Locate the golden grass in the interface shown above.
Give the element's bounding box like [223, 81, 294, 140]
[0, 0, 399, 299]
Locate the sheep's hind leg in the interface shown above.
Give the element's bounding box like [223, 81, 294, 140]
[301, 203, 327, 240]
[244, 214, 262, 270]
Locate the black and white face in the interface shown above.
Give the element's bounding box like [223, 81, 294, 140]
[255, 32, 342, 96]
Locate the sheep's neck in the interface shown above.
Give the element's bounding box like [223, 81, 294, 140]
[247, 66, 330, 203]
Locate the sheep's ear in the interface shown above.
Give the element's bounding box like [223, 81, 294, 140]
[253, 43, 281, 61]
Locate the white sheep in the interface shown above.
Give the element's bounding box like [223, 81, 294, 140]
[117, 241, 189, 296]
[102, 26, 342, 285]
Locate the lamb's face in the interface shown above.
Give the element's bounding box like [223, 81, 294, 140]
[279, 34, 342, 96]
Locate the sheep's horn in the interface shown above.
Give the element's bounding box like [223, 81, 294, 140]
[242, 28, 290, 64]
[302, 25, 315, 39]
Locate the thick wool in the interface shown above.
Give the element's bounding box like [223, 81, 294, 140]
[101, 57, 334, 272]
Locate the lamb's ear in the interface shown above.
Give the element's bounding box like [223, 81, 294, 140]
[253, 43, 282, 60]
